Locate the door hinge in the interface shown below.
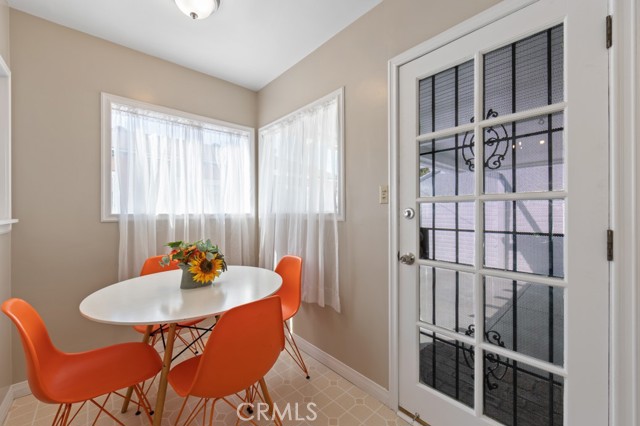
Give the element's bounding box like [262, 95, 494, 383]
[606, 15, 613, 49]
[607, 229, 614, 261]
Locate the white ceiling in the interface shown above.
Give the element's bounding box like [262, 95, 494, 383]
[8, 0, 382, 91]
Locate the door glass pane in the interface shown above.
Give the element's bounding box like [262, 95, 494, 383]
[484, 351, 563, 426]
[484, 276, 564, 366]
[484, 24, 563, 117]
[420, 202, 475, 265]
[420, 330, 474, 409]
[484, 199, 564, 278]
[419, 60, 474, 135]
[483, 112, 564, 194]
[420, 132, 475, 197]
[420, 266, 474, 335]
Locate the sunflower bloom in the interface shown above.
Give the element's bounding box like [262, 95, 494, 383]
[188, 253, 224, 284]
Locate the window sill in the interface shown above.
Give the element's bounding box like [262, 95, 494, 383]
[0, 219, 18, 235]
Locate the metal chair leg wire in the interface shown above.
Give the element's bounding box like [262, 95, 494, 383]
[174, 381, 282, 426]
[284, 321, 310, 379]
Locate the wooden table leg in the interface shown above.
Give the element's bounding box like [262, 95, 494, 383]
[258, 378, 277, 421]
[153, 323, 177, 426]
[121, 325, 153, 413]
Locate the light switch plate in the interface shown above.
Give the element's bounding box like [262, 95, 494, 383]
[379, 185, 389, 204]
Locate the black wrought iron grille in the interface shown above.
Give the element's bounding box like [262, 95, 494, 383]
[483, 277, 564, 367]
[418, 60, 474, 198]
[484, 25, 563, 117]
[419, 266, 474, 336]
[419, 202, 474, 266]
[419, 330, 475, 409]
[419, 331, 563, 426]
[483, 351, 563, 426]
[477, 22, 565, 195]
[416, 24, 566, 426]
[419, 60, 474, 135]
[484, 199, 564, 278]
[478, 112, 564, 194]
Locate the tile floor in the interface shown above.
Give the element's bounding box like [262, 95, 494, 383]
[3, 342, 409, 426]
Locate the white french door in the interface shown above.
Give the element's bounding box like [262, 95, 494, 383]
[397, 0, 609, 425]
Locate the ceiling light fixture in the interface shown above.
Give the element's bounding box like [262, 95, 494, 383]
[174, 0, 220, 20]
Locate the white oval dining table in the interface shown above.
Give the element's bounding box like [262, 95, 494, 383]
[79, 265, 282, 426]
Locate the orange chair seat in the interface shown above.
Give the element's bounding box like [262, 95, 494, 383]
[46, 342, 162, 404]
[281, 299, 298, 322]
[167, 355, 201, 397]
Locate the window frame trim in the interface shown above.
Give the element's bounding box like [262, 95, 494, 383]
[258, 87, 346, 221]
[100, 92, 256, 223]
[0, 54, 17, 235]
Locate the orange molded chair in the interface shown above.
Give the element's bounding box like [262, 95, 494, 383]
[274, 255, 309, 379]
[168, 296, 284, 426]
[2, 298, 162, 426]
[133, 255, 207, 355]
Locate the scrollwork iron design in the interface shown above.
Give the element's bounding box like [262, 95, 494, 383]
[461, 109, 510, 172]
[461, 324, 509, 391]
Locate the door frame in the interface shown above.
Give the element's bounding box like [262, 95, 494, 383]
[387, 0, 639, 424]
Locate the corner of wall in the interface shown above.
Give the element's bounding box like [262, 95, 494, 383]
[0, 232, 12, 415]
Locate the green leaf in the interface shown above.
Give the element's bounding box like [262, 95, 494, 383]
[167, 241, 183, 248]
[205, 252, 214, 261]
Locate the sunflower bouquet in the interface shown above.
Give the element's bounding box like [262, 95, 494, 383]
[161, 239, 227, 286]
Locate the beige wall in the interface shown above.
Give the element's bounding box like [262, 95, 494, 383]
[0, 0, 8, 65]
[7, 0, 500, 390]
[9, 10, 257, 382]
[258, 0, 499, 387]
[0, 233, 11, 405]
[0, 0, 10, 406]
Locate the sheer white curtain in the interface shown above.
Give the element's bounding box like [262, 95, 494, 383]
[113, 104, 255, 280]
[259, 94, 341, 312]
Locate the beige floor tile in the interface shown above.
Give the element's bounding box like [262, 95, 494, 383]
[361, 413, 387, 426]
[346, 403, 374, 422]
[2, 349, 407, 426]
[336, 411, 360, 426]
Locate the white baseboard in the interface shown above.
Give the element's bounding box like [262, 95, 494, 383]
[0, 381, 31, 424]
[11, 381, 30, 399]
[0, 388, 12, 426]
[292, 333, 392, 408]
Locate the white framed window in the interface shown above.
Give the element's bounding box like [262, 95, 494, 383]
[258, 88, 344, 312]
[101, 93, 254, 222]
[258, 88, 345, 220]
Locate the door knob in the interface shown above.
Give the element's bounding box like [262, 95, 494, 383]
[403, 208, 415, 219]
[399, 253, 415, 265]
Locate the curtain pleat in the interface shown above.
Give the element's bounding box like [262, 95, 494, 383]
[258, 96, 341, 312]
[113, 106, 255, 280]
